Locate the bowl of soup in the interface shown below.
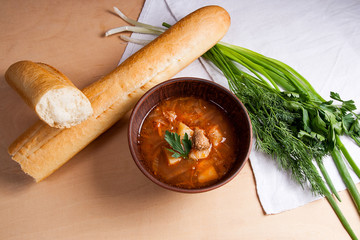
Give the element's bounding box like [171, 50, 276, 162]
[128, 78, 252, 193]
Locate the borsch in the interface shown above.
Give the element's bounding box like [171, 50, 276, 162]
[139, 96, 238, 189]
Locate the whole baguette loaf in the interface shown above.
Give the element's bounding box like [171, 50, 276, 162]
[5, 61, 93, 128]
[8, 5, 231, 182]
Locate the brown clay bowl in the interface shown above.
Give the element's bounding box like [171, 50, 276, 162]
[128, 77, 253, 193]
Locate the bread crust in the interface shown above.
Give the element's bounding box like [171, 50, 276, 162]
[5, 61, 93, 128]
[8, 5, 231, 182]
[5, 61, 73, 106]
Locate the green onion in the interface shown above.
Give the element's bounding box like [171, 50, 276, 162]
[316, 158, 341, 202]
[336, 135, 360, 179]
[331, 146, 360, 212]
[315, 162, 358, 240]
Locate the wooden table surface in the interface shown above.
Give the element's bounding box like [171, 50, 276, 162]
[0, 0, 359, 239]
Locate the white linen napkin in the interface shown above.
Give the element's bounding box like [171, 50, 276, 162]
[119, 0, 360, 214]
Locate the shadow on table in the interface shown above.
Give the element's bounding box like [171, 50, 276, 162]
[0, 151, 34, 190]
[90, 112, 174, 210]
[0, 77, 35, 190]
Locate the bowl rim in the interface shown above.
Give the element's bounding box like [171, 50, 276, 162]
[128, 77, 253, 193]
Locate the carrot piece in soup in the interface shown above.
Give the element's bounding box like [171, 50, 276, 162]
[156, 122, 162, 136]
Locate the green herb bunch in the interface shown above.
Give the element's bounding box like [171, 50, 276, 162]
[203, 43, 360, 239]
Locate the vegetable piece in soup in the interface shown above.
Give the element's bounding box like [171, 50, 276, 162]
[139, 97, 237, 189]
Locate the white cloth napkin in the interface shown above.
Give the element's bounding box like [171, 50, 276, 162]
[119, 0, 360, 214]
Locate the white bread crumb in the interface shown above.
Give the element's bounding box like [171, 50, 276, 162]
[36, 87, 93, 128]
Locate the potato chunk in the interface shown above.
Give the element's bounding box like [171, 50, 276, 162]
[198, 165, 219, 183]
[164, 148, 182, 165]
[177, 122, 194, 139]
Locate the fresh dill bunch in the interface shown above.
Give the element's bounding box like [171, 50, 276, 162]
[230, 74, 324, 194]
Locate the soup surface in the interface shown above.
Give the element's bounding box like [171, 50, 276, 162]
[139, 96, 238, 189]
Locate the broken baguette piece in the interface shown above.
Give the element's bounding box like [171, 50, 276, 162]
[5, 61, 93, 128]
[8, 5, 231, 182]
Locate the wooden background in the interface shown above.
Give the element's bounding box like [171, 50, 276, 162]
[0, 0, 359, 239]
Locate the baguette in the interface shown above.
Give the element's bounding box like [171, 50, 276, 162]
[8, 5, 231, 182]
[5, 61, 93, 128]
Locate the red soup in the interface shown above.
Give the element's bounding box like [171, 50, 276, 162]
[139, 96, 238, 189]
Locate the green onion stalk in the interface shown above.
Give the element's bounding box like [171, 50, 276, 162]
[105, 7, 360, 239]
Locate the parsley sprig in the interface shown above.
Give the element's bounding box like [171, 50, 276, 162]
[164, 130, 192, 158]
